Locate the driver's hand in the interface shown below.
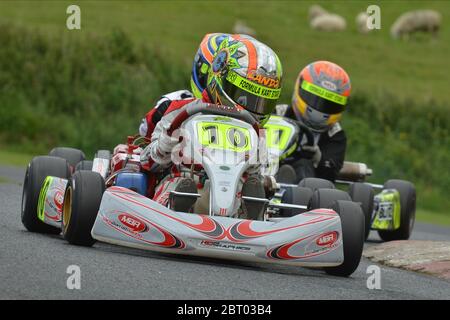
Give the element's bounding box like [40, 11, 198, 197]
[158, 128, 179, 155]
[300, 144, 322, 168]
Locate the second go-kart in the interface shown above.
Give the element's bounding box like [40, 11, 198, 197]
[262, 115, 416, 241]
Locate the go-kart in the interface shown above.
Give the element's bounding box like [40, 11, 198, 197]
[262, 115, 417, 241]
[21, 103, 365, 277]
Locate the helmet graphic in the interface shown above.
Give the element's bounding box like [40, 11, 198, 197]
[292, 61, 351, 132]
[191, 33, 230, 98]
[206, 35, 283, 125]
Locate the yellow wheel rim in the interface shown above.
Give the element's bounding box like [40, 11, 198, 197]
[63, 186, 72, 232]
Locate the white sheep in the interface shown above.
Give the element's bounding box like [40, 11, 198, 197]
[310, 14, 347, 32]
[356, 12, 371, 34]
[308, 4, 328, 22]
[391, 9, 442, 39]
[232, 20, 256, 37]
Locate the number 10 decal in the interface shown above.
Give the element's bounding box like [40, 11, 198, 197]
[197, 122, 251, 152]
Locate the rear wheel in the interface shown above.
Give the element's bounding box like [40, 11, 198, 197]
[323, 200, 365, 277]
[62, 171, 105, 246]
[49, 147, 85, 170]
[276, 165, 297, 184]
[348, 183, 374, 240]
[378, 180, 416, 241]
[298, 177, 335, 191]
[21, 156, 70, 234]
[75, 160, 93, 171]
[310, 188, 351, 209]
[280, 186, 312, 217]
[95, 150, 111, 160]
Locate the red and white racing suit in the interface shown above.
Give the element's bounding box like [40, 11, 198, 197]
[138, 89, 262, 212]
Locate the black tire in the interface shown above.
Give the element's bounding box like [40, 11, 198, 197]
[62, 171, 105, 246]
[49, 147, 85, 170]
[298, 177, 335, 191]
[348, 182, 374, 240]
[310, 188, 351, 209]
[280, 186, 313, 217]
[21, 156, 70, 234]
[324, 200, 365, 277]
[276, 164, 297, 184]
[75, 160, 93, 171]
[378, 179, 416, 241]
[95, 150, 111, 160]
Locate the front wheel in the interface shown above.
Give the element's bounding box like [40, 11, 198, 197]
[324, 200, 365, 277]
[348, 182, 374, 240]
[378, 179, 416, 241]
[280, 186, 312, 217]
[309, 188, 351, 209]
[21, 156, 70, 234]
[49, 147, 85, 170]
[298, 177, 335, 191]
[62, 171, 105, 246]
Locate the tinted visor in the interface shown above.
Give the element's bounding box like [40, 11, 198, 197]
[221, 72, 280, 115]
[299, 78, 347, 115]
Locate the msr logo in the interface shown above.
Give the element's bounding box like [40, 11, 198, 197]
[118, 213, 148, 233]
[316, 231, 338, 247]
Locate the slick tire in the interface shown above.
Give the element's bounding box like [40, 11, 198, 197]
[310, 188, 352, 209]
[75, 160, 93, 171]
[298, 177, 335, 191]
[49, 147, 85, 171]
[62, 170, 105, 246]
[276, 165, 297, 184]
[348, 182, 374, 240]
[378, 180, 416, 241]
[95, 150, 111, 160]
[323, 200, 365, 277]
[21, 156, 70, 234]
[280, 186, 313, 217]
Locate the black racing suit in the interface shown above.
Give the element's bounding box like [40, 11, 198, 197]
[281, 106, 347, 183]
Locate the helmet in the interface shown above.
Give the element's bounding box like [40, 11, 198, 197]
[206, 35, 283, 125]
[191, 33, 230, 98]
[292, 61, 351, 132]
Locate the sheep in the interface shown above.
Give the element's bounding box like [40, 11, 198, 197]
[308, 4, 328, 22]
[391, 9, 442, 39]
[356, 12, 371, 34]
[310, 14, 347, 32]
[232, 20, 256, 37]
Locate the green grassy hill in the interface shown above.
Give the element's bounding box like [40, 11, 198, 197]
[1, 0, 449, 102]
[0, 0, 449, 218]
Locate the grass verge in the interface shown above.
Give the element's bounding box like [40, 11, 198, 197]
[0, 148, 32, 167]
[416, 209, 450, 227]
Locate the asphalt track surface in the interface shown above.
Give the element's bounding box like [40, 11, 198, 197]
[1, 165, 449, 300]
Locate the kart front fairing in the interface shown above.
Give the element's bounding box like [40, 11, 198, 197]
[91, 186, 344, 267]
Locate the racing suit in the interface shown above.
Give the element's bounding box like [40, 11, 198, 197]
[139, 90, 265, 218]
[276, 104, 347, 183]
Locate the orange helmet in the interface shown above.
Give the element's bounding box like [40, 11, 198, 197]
[292, 61, 351, 132]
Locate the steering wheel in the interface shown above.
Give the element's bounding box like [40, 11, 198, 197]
[167, 102, 259, 136]
[280, 119, 316, 164]
[294, 120, 315, 148]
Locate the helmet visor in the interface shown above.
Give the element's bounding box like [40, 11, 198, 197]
[221, 71, 281, 116]
[299, 79, 347, 115]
